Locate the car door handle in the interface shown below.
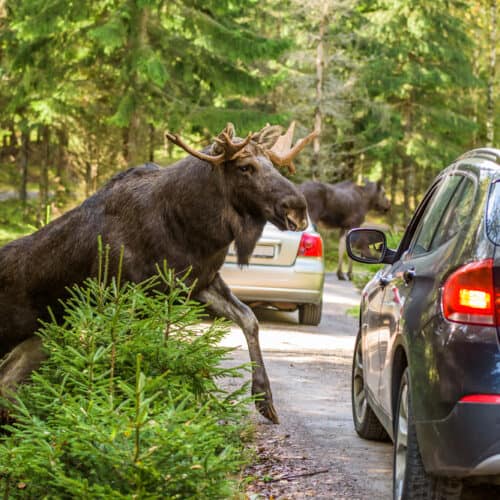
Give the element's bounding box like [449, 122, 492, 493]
[403, 268, 416, 284]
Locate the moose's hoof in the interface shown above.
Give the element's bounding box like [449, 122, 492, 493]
[347, 273, 353, 281]
[337, 271, 347, 281]
[256, 398, 280, 424]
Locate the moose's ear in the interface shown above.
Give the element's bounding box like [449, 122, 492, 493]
[252, 125, 284, 150]
[376, 179, 383, 190]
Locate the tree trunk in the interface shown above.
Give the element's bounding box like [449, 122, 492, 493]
[343, 139, 356, 182]
[390, 161, 398, 207]
[125, 2, 150, 166]
[402, 95, 414, 222]
[18, 128, 29, 208]
[402, 156, 411, 222]
[55, 129, 69, 203]
[39, 126, 50, 226]
[85, 161, 92, 198]
[471, 45, 480, 147]
[148, 123, 155, 163]
[412, 163, 424, 211]
[311, 4, 329, 180]
[486, 0, 497, 146]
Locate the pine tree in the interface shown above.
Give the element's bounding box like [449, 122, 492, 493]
[354, 0, 478, 220]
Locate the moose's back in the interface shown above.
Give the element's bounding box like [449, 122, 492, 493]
[300, 180, 364, 229]
[0, 164, 174, 357]
[0, 204, 99, 356]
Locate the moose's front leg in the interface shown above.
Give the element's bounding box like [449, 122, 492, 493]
[196, 273, 279, 424]
[337, 230, 349, 281]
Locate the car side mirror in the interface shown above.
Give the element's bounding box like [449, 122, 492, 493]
[346, 228, 394, 264]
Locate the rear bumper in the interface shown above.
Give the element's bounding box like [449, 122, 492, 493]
[416, 401, 500, 477]
[220, 257, 324, 305]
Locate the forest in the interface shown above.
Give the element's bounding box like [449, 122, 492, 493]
[0, 0, 497, 230]
[0, 2, 498, 497]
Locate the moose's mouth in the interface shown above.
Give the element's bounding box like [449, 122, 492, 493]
[271, 209, 307, 232]
[286, 215, 298, 231]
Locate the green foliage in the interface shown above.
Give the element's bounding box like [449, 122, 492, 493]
[355, 0, 478, 176]
[0, 199, 37, 247]
[0, 259, 252, 498]
[0, 0, 497, 236]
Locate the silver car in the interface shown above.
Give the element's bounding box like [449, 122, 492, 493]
[221, 221, 325, 325]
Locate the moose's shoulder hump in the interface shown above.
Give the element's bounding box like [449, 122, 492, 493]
[106, 163, 161, 186]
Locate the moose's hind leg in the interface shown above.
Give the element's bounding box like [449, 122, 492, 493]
[0, 336, 47, 416]
[196, 273, 279, 424]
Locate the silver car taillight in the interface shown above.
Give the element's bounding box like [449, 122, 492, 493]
[298, 232, 323, 258]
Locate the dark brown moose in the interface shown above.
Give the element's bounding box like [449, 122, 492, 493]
[300, 180, 390, 280]
[0, 122, 316, 424]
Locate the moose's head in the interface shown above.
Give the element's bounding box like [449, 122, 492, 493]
[365, 180, 391, 213]
[166, 122, 317, 233]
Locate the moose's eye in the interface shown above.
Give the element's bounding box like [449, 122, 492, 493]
[238, 165, 252, 173]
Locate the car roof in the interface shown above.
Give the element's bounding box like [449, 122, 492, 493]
[437, 148, 500, 182]
[457, 148, 500, 166]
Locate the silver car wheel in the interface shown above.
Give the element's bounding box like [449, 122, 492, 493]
[352, 339, 367, 424]
[394, 381, 409, 500]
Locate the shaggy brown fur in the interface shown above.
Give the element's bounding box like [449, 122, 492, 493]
[0, 125, 309, 423]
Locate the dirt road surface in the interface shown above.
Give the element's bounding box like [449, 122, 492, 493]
[221, 273, 500, 499]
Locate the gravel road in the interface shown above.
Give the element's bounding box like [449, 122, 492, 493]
[221, 273, 391, 498]
[221, 273, 500, 499]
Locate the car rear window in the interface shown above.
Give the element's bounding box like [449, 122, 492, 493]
[487, 180, 500, 244]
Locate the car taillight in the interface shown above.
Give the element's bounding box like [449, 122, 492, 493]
[442, 259, 500, 326]
[459, 394, 500, 404]
[298, 232, 323, 257]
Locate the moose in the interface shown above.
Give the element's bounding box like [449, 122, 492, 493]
[300, 180, 390, 280]
[0, 122, 317, 424]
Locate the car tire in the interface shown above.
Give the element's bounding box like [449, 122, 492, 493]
[351, 331, 389, 441]
[299, 301, 322, 325]
[393, 368, 462, 500]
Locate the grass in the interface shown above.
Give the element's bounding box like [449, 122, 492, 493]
[0, 199, 38, 247]
[345, 305, 361, 318]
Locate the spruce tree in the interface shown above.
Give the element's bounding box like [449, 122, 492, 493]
[354, 0, 478, 218]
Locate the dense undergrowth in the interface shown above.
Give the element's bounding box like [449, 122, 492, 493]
[0, 199, 37, 247]
[0, 250, 253, 499]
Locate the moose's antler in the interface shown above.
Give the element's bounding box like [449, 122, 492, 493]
[165, 123, 251, 166]
[265, 121, 319, 173]
[165, 132, 225, 165]
[213, 131, 252, 160]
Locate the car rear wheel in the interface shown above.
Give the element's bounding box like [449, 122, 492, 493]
[298, 301, 322, 325]
[393, 368, 462, 500]
[351, 331, 389, 441]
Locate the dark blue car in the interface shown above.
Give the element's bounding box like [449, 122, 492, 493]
[346, 148, 500, 499]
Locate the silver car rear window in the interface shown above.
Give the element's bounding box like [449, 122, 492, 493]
[486, 180, 500, 244]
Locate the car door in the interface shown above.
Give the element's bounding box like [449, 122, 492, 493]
[376, 173, 477, 417]
[361, 268, 389, 399]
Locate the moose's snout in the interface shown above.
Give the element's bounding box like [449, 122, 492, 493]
[280, 195, 308, 232]
[285, 208, 308, 232]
